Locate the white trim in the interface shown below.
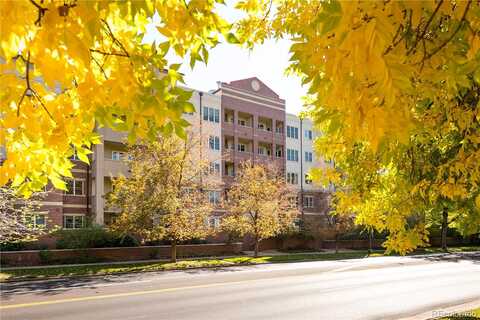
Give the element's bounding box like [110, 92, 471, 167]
[63, 204, 89, 208]
[221, 93, 285, 111]
[222, 86, 285, 106]
[71, 169, 87, 173]
[303, 212, 325, 216]
[40, 201, 63, 206]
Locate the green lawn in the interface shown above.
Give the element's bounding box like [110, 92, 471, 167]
[0, 251, 374, 282]
[1, 246, 478, 282]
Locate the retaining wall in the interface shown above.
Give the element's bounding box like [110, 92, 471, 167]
[1, 243, 243, 267]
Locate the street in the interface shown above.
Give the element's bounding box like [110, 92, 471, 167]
[1, 252, 480, 320]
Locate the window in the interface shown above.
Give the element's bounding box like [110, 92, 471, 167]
[305, 130, 313, 140]
[209, 136, 220, 150]
[276, 126, 283, 134]
[225, 164, 235, 177]
[304, 196, 314, 208]
[69, 147, 78, 160]
[225, 140, 234, 150]
[65, 179, 84, 195]
[26, 213, 47, 228]
[63, 214, 85, 229]
[286, 172, 298, 184]
[208, 191, 221, 205]
[305, 152, 313, 162]
[238, 143, 246, 152]
[287, 149, 299, 162]
[287, 126, 299, 139]
[238, 119, 247, 126]
[225, 113, 234, 123]
[305, 174, 313, 184]
[276, 147, 283, 158]
[258, 147, 270, 156]
[112, 151, 125, 161]
[209, 161, 220, 175]
[288, 196, 299, 207]
[207, 217, 221, 229]
[203, 107, 220, 123]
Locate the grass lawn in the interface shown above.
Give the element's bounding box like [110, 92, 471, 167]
[1, 246, 478, 282]
[0, 251, 374, 282]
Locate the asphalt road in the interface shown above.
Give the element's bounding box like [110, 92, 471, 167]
[1, 252, 480, 320]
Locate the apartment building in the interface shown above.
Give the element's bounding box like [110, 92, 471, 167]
[212, 78, 286, 186]
[37, 77, 330, 234]
[285, 113, 331, 229]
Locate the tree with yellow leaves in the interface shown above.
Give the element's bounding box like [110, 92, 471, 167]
[222, 161, 298, 257]
[231, 0, 480, 254]
[4, 0, 480, 254]
[107, 134, 216, 262]
[1, 0, 232, 196]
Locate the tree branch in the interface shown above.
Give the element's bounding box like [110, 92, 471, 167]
[29, 0, 48, 26]
[407, 0, 444, 56]
[420, 0, 472, 63]
[100, 19, 130, 58]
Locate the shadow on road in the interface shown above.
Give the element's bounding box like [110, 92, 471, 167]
[410, 252, 480, 264]
[0, 265, 260, 301]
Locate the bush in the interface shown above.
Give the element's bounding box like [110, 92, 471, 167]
[0, 241, 27, 251]
[55, 226, 139, 249]
[0, 241, 50, 251]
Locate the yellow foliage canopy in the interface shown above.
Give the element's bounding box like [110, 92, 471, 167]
[1, 0, 230, 195]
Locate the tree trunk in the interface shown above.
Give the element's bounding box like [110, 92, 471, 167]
[334, 233, 339, 254]
[441, 208, 448, 252]
[254, 236, 260, 258]
[171, 240, 177, 263]
[368, 229, 373, 255]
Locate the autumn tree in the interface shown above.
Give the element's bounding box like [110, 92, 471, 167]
[107, 134, 216, 262]
[228, 0, 480, 254]
[1, 0, 233, 196]
[222, 161, 298, 257]
[5, 0, 480, 255]
[0, 188, 46, 243]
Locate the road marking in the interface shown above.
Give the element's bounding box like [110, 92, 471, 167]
[0, 279, 258, 310]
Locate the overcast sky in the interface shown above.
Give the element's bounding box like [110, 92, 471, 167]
[143, 10, 307, 115]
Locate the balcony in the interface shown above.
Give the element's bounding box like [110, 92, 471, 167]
[101, 127, 128, 143]
[104, 159, 130, 177]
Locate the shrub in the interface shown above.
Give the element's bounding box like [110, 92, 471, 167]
[0, 241, 27, 251]
[55, 226, 139, 249]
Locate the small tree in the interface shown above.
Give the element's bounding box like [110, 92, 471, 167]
[223, 161, 298, 257]
[0, 187, 45, 244]
[108, 134, 215, 262]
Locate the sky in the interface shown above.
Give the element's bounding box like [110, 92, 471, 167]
[143, 11, 307, 115]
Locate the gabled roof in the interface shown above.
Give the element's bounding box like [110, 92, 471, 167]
[223, 77, 282, 100]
